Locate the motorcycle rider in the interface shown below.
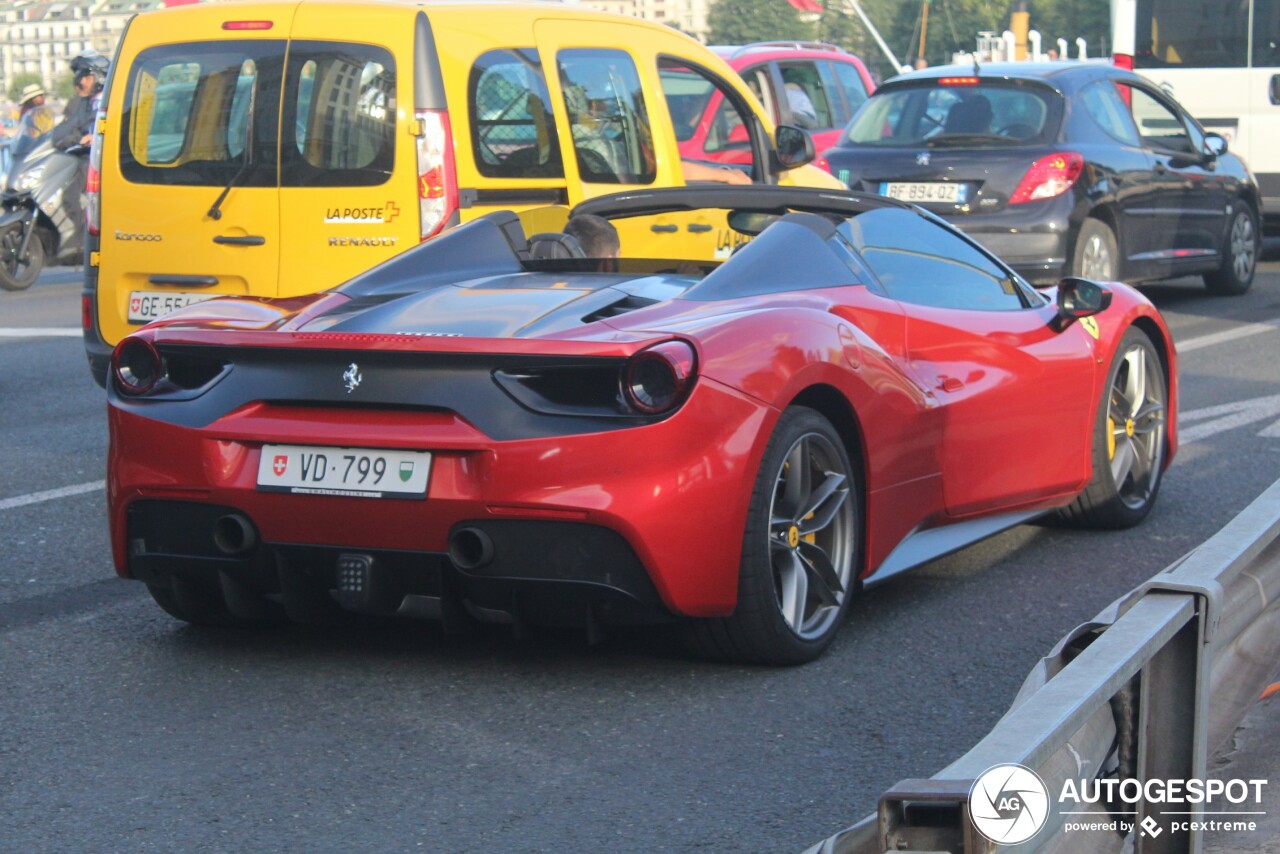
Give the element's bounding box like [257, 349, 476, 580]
[52, 52, 107, 150]
[49, 52, 107, 240]
[17, 84, 55, 137]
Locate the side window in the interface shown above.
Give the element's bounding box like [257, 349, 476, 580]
[838, 208, 1029, 311]
[658, 57, 759, 179]
[1120, 84, 1193, 154]
[830, 61, 869, 119]
[778, 62, 834, 131]
[1135, 0, 1248, 67]
[1080, 80, 1140, 146]
[1255, 0, 1280, 66]
[469, 49, 563, 179]
[282, 41, 396, 187]
[557, 48, 655, 184]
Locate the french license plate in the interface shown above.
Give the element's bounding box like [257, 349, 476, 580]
[127, 291, 220, 324]
[256, 444, 432, 500]
[880, 182, 968, 204]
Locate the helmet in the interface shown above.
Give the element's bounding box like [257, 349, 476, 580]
[70, 52, 109, 88]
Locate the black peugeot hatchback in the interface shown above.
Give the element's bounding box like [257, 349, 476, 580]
[823, 62, 1260, 294]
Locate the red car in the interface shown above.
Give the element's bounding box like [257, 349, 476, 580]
[106, 187, 1177, 664]
[670, 41, 875, 169]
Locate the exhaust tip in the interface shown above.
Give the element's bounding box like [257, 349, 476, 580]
[449, 527, 494, 571]
[213, 513, 258, 556]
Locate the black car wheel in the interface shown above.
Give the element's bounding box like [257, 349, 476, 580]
[1204, 203, 1258, 295]
[0, 226, 44, 292]
[1071, 219, 1118, 281]
[1057, 328, 1167, 529]
[684, 407, 859, 664]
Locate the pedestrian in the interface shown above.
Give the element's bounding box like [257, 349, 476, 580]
[17, 83, 54, 136]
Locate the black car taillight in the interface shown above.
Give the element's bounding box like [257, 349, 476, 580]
[622, 341, 697, 416]
[113, 337, 163, 395]
[1009, 152, 1084, 204]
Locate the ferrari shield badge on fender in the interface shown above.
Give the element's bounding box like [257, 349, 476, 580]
[343, 362, 363, 393]
[1081, 317, 1100, 339]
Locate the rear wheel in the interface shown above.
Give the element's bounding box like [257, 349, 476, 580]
[1058, 329, 1167, 529]
[1071, 219, 1118, 281]
[684, 407, 859, 664]
[0, 225, 44, 291]
[1204, 203, 1257, 295]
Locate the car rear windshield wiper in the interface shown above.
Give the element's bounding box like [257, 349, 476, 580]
[207, 83, 256, 221]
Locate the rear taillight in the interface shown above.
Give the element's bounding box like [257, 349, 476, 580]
[1009, 152, 1084, 204]
[112, 337, 163, 395]
[415, 109, 458, 241]
[81, 294, 93, 331]
[1113, 53, 1134, 70]
[938, 76, 980, 86]
[222, 20, 274, 30]
[86, 112, 104, 236]
[622, 340, 697, 416]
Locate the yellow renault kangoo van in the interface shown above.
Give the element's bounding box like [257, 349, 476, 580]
[83, 0, 841, 382]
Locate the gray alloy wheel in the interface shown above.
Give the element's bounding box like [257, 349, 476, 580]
[1072, 219, 1118, 282]
[1204, 204, 1257, 295]
[683, 407, 859, 664]
[766, 430, 856, 640]
[1058, 329, 1167, 529]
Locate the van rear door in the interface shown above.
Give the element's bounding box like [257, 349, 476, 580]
[279, 4, 419, 295]
[99, 9, 291, 348]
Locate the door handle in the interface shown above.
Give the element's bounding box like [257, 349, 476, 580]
[936, 376, 964, 393]
[148, 275, 218, 288]
[213, 235, 266, 246]
[686, 223, 713, 233]
[1270, 73, 1280, 105]
[650, 224, 678, 233]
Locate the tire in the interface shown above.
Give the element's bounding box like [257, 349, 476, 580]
[0, 224, 44, 291]
[1058, 329, 1168, 529]
[684, 407, 860, 665]
[1204, 202, 1258, 295]
[1071, 218, 1118, 281]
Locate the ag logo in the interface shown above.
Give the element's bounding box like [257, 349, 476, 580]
[969, 763, 1050, 845]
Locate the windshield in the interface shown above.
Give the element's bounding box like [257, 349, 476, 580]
[845, 82, 1060, 147]
[11, 109, 54, 161]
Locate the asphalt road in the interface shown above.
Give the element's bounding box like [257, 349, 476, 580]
[2, 261, 1280, 852]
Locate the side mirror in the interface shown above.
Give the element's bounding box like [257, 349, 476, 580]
[1056, 276, 1112, 323]
[773, 124, 815, 171]
[1203, 131, 1228, 159]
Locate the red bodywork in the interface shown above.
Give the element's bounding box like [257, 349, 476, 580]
[107, 277, 1178, 619]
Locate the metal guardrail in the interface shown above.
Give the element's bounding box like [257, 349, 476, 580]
[805, 477, 1280, 854]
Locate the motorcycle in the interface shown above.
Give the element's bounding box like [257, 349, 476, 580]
[0, 110, 89, 291]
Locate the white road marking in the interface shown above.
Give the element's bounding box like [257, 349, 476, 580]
[1179, 393, 1280, 445]
[1176, 319, 1280, 353]
[0, 480, 104, 511]
[0, 328, 82, 338]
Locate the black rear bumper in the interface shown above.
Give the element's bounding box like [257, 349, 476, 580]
[127, 500, 672, 629]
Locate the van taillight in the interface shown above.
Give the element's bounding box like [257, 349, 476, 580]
[1009, 152, 1084, 204]
[86, 112, 104, 236]
[1113, 53, 1134, 70]
[415, 109, 457, 241]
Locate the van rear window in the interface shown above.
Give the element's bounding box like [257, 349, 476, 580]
[120, 40, 396, 188]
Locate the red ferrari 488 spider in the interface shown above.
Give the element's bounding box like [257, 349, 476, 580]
[106, 187, 1177, 663]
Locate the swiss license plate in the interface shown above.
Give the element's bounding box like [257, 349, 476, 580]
[256, 444, 432, 500]
[880, 182, 968, 204]
[127, 291, 220, 324]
